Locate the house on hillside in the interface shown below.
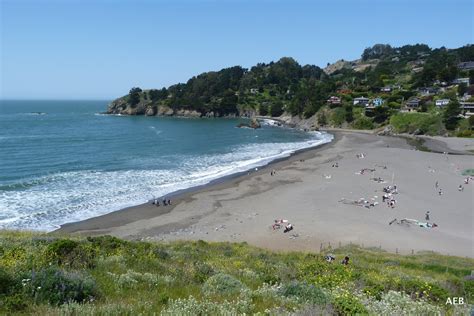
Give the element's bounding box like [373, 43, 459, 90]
[250, 88, 259, 94]
[380, 86, 392, 93]
[453, 78, 470, 86]
[458, 61, 474, 71]
[327, 96, 342, 105]
[418, 87, 439, 96]
[372, 98, 384, 107]
[435, 99, 450, 107]
[461, 102, 474, 117]
[353, 97, 369, 106]
[405, 98, 420, 109]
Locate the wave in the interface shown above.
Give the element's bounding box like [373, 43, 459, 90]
[0, 132, 332, 231]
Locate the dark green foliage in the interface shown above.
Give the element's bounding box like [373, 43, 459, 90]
[1, 293, 28, 312]
[113, 44, 472, 132]
[45, 239, 79, 264]
[128, 87, 142, 107]
[270, 100, 284, 117]
[202, 273, 245, 297]
[259, 104, 269, 116]
[443, 100, 461, 130]
[468, 115, 474, 128]
[193, 261, 215, 283]
[25, 267, 98, 306]
[362, 44, 394, 61]
[86, 235, 127, 254]
[0, 268, 17, 295]
[317, 112, 327, 126]
[333, 294, 367, 315]
[279, 281, 329, 305]
[353, 117, 374, 130]
[372, 106, 392, 123]
[344, 105, 354, 122]
[458, 83, 467, 96]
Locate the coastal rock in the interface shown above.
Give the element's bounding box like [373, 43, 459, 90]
[175, 109, 202, 118]
[145, 106, 157, 116]
[236, 118, 261, 129]
[377, 125, 394, 136]
[157, 105, 174, 116]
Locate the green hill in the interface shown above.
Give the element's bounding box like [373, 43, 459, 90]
[1, 230, 472, 315]
[107, 44, 474, 136]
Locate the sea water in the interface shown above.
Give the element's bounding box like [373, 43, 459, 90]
[0, 100, 332, 231]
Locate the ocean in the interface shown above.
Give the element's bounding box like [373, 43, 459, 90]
[0, 100, 332, 231]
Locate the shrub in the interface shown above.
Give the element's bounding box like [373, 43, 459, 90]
[202, 273, 246, 297]
[161, 295, 252, 315]
[332, 293, 367, 315]
[44, 239, 96, 268]
[279, 281, 329, 305]
[397, 278, 449, 302]
[87, 235, 127, 254]
[390, 112, 445, 135]
[0, 268, 17, 295]
[361, 290, 441, 315]
[352, 117, 374, 130]
[193, 261, 215, 283]
[1, 293, 28, 312]
[25, 267, 98, 306]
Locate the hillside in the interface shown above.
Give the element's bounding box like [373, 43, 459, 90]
[0, 230, 472, 315]
[107, 44, 474, 136]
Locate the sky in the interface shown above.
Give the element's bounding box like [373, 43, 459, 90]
[1, 0, 473, 100]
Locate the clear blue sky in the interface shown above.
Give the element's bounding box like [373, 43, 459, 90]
[1, 0, 473, 100]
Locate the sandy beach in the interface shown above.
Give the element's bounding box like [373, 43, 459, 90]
[57, 131, 474, 257]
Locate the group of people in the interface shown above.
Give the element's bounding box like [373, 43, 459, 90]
[382, 185, 398, 208]
[325, 254, 350, 265]
[152, 198, 171, 207]
[272, 219, 294, 233]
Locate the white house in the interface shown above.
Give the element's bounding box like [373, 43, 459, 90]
[435, 99, 450, 107]
[453, 78, 470, 85]
[353, 97, 369, 106]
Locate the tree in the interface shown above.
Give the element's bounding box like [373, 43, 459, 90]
[344, 105, 354, 122]
[259, 104, 269, 116]
[443, 100, 461, 130]
[270, 101, 284, 117]
[468, 115, 474, 129]
[458, 83, 467, 97]
[128, 87, 142, 107]
[318, 112, 327, 126]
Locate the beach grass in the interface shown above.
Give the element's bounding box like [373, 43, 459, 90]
[0, 230, 472, 315]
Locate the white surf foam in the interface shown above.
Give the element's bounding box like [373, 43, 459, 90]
[0, 132, 333, 231]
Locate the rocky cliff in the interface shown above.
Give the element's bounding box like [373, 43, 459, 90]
[106, 95, 248, 118]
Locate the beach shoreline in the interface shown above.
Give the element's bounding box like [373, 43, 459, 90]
[55, 131, 474, 258]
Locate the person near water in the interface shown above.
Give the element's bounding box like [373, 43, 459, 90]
[425, 211, 430, 221]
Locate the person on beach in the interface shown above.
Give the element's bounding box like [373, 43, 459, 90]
[435, 181, 439, 188]
[425, 211, 430, 221]
[168, 199, 171, 205]
[464, 177, 469, 184]
[163, 199, 167, 206]
[438, 189, 443, 195]
[283, 223, 293, 233]
[458, 185, 464, 191]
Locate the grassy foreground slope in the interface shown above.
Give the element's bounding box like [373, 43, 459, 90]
[0, 230, 472, 315]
